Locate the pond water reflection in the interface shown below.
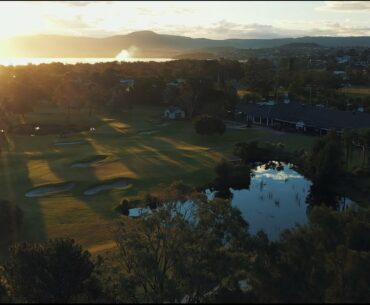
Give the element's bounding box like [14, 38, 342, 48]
[206, 161, 354, 240]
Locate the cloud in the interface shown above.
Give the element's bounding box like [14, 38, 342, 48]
[45, 15, 91, 30]
[279, 20, 370, 37]
[61, 1, 113, 7]
[318, 1, 370, 12]
[309, 22, 370, 36]
[153, 19, 370, 40]
[156, 21, 308, 39]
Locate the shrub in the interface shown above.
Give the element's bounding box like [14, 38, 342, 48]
[116, 199, 130, 216]
[4, 239, 98, 303]
[194, 115, 225, 136]
[0, 200, 23, 239]
[145, 193, 160, 210]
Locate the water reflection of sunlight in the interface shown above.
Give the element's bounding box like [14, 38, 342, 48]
[254, 171, 302, 181]
[253, 162, 303, 181]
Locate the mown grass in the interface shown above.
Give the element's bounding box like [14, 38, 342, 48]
[338, 86, 370, 99]
[0, 105, 331, 257]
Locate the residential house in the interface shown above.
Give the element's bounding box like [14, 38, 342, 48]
[120, 79, 135, 91]
[164, 106, 186, 120]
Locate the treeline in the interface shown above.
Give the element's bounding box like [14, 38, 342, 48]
[0, 59, 242, 119]
[1, 56, 368, 127]
[0, 183, 369, 303]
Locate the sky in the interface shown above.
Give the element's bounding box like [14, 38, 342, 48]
[0, 1, 369, 40]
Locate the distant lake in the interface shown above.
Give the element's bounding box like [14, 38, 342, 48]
[0, 57, 174, 66]
[0, 57, 248, 66]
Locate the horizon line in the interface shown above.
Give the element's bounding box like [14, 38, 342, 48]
[2, 30, 370, 41]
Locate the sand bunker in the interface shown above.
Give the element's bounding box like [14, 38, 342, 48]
[25, 182, 75, 198]
[71, 155, 107, 168]
[54, 140, 86, 146]
[84, 178, 128, 196]
[137, 129, 159, 135]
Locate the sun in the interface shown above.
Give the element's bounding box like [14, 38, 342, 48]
[115, 50, 130, 61]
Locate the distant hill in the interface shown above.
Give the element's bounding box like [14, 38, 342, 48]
[1, 31, 370, 58]
[277, 42, 322, 49]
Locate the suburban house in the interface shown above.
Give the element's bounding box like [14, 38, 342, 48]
[164, 106, 186, 120]
[235, 101, 370, 134]
[333, 71, 347, 80]
[336, 55, 351, 64]
[119, 79, 135, 91]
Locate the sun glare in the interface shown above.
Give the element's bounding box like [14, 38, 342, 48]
[115, 50, 130, 60]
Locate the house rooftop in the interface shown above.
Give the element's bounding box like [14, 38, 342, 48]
[166, 106, 184, 113]
[236, 101, 370, 130]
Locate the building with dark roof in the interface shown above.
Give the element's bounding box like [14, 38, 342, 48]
[164, 106, 186, 120]
[235, 101, 370, 134]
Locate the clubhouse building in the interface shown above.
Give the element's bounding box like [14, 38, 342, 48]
[235, 101, 370, 134]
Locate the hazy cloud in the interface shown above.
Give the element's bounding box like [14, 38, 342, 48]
[318, 1, 370, 12]
[61, 1, 113, 7]
[158, 21, 307, 40]
[2, 1, 369, 40]
[45, 15, 91, 30]
[156, 19, 370, 40]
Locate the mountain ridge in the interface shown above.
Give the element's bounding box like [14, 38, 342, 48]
[1, 31, 370, 58]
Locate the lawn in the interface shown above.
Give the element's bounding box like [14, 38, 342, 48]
[338, 86, 370, 99]
[0, 106, 317, 257]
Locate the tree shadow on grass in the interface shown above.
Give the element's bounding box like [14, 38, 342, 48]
[0, 151, 47, 259]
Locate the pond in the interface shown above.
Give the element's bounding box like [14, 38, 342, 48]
[205, 161, 355, 240]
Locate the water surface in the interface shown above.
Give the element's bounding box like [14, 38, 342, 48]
[206, 162, 354, 240]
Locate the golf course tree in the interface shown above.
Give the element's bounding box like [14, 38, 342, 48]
[81, 81, 105, 118]
[357, 128, 370, 168]
[53, 76, 84, 122]
[213, 159, 251, 194]
[306, 131, 345, 207]
[194, 115, 226, 136]
[342, 128, 356, 170]
[115, 199, 130, 216]
[242, 58, 276, 97]
[107, 84, 131, 112]
[0, 99, 12, 131]
[233, 141, 262, 164]
[3, 239, 101, 303]
[1, 77, 41, 120]
[112, 192, 252, 303]
[248, 206, 370, 303]
[0, 279, 7, 303]
[0, 266, 11, 303]
[0, 200, 23, 243]
[175, 80, 201, 120]
[308, 131, 344, 186]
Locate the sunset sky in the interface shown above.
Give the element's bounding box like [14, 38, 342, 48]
[0, 1, 369, 40]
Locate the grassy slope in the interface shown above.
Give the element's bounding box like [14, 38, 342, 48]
[338, 86, 370, 101]
[0, 106, 318, 256]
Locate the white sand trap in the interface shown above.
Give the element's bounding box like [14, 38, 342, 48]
[25, 182, 75, 198]
[71, 155, 107, 168]
[54, 140, 86, 146]
[84, 179, 127, 196]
